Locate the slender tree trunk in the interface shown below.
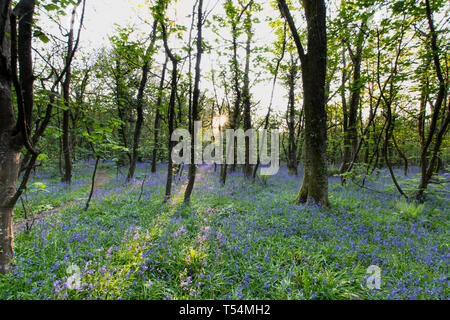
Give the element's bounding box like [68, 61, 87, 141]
[165, 62, 177, 201]
[70, 113, 78, 163]
[114, 59, 131, 165]
[230, 22, 241, 174]
[384, 103, 408, 199]
[161, 21, 179, 201]
[62, 106, 72, 184]
[127, 22, 158, 182]
[151, 57, 168, 173]
[416, 0, 449, 200]
[253, 24, 286, 182]
[435, 156, 443, 174]
[220, 164, 228, 185]
[84, 156, 100, 211]
[392, 135, 408, 176]
[340, 44, 350, 180]
[184, 0, 204, 203]
[70, 70, 89, 164]
[219, 17, 241, 184]
[348, 49, 363, 162]
[58, 109, 64, 177]
[17, 0, 34, 133]
[242, 11, 253, 178]
[286, 57, 298, 176]
[61, 3, 80, 184]
[341, 23, 366, 177]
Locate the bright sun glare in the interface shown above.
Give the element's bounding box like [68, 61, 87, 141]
[212, 115, 228, 128]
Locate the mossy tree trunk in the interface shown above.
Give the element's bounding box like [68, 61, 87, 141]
[278, 0, 329, 206]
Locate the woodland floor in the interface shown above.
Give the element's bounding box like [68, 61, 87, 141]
[0, 161, 448, 300]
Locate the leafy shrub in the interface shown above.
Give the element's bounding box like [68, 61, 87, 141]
[394, 200, 424, 220]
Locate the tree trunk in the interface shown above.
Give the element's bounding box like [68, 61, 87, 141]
[383, 102, 408, 199]
[416, 0, 449, 200]
[61, 4, 79, 184]
[161, 21, 179, 201]
[17, 0, 34, 133]
[220, 164, 228, 185]
[348, 51, 362, 161]
[298, 57, 329, 205]
[62, 107, 72, 183]
[184, 0, 204, 203]
[229, 22, 241, 174]
[126, 64, 145, 181]
[151, 57, 168, 173]
[84, 156, 100, 211]
[286, 56, 298, 176]
[0, 77, 19, 272]
[127, 21, 158, 182]
[392, 135, 408, 176]
[165, 63, 177, 201]
[242, 10, 253, 178]
[340, 44, 350, 180]
[278, 0, 329, 205]
[341, 22, 366, 176]
[253, 24, 286, 182]
[114, 59, 131, 165]
[0, 0, 36, 274]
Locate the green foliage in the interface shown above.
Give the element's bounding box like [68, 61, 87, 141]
[394, 200, 424, 220]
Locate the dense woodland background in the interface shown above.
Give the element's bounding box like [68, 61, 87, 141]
[0, 0, 448, 300]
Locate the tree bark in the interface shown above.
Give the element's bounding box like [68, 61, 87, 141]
[184, 0, 204, 203]
[278, 0, 329, 205]
[0, 0, 35, 274]
[286, 56, 298, 176]
[416, 0, 449, 200]
[161, 21, 179, 201]
[114, 59, 131, 165]
[392, 135, 408, 176]
[84, 156, 100, 211]
[339, 43, 351, 180]
[340, 22, 366, 176]
[61, 2, 82, 184]
[151, 57, 168, 173]
[242, 9, 253, 178]
[0, 52, 18, 270]
[228, 8, 243, 174]
[127, 21, 158, 182]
